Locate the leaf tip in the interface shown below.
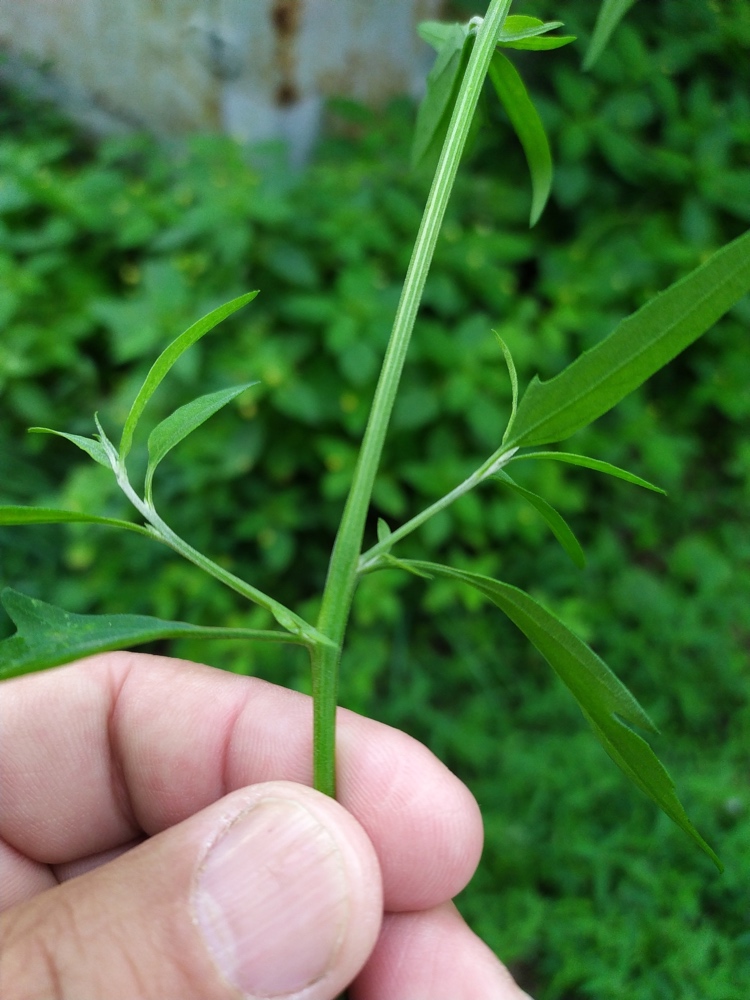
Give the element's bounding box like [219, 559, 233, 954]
[376, 518, 392, 545]
[529, 200, 545, 228]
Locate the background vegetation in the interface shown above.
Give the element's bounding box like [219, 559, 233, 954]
[1, 1, 748, 996]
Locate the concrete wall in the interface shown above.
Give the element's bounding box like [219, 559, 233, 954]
[0, 0, 444, 158]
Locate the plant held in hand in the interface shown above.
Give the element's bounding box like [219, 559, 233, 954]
[2, 0, 746, 901]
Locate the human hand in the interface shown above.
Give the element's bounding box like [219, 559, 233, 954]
[0, 652, 531, 999]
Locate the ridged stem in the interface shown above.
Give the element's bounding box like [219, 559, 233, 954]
[311, 0, 514, 797]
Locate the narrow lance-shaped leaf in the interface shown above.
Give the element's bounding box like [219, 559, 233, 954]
[94, 413, 118, 456]
[395, 560, 721, 870]
[0, 505, 152, 536]
[0, 589, 306, 681]
[419, 16, 573, 53]
[488, 52, 552, 227]
[584, 0, 640, 70]
[494, 332, 518, 444]
[493, 470, 586, 568]
[417, 20, 459, 52]
[506, 228, 750, 449]
[28, 428, 111, 469]
[376, 518, 392, 544]
[496, 16, 576, 51]
[382, 555, 434, 580]
[509, 451, 666, 494]
[146, 382, 258, 496]
[412, 23, 471, 169]
[119, 291, 258, 461]
[496, 15, 561, 41]
[498, 33, 576, 52]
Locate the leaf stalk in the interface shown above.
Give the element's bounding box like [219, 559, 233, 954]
[99, 418, 325, 644]
[358, 445, 518, 573]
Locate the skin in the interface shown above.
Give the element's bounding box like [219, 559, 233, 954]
[0, 652, 531, 1000]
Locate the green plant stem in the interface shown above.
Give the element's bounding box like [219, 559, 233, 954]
[143, 510, 323, 643]
[310, 641, 338, 796]
[358, 446, 518, 573]
[312, 0, 514, 798]
[107, 452, 325, 645]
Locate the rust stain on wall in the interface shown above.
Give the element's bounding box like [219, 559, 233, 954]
[271, 0, 301, 106]
[271, 0, 300, 36]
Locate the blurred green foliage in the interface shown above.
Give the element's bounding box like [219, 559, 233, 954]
[1, 1, 748, 996]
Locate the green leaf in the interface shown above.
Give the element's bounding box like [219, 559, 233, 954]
[411, 24, 472, 169]
[488, 52, 552, 227]
[497, 15, 554, 39]
[94, 413, 117, 454]
[584, 0, 639, 70]
[28, 428, 111, 468]
[0, 588, 304, 681]
[493, 470, 585, 568]
[580, 706, 721, 868]
[494, 332, 519, 444]
[403, 561, 655, 729]
[376, 518, 392, 544]
[418, 15, 568, 53]
[146, 382, 258, 494]
[501, 34, 576, 52]
[496, 16, 575, 50]
[397, 560, 721, 870]
[0, 505, 151, 536]
[417, 20, 459, 52]
[119, 291, 258, 461]
[506, 229, 750, 448]
[509, 452, 666, 494]
[499, 34, 576, 52]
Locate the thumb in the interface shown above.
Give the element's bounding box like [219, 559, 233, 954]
[0, 781, 383, 1000]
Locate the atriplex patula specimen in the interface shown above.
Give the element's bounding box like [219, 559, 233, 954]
[2, 0, 747, 881]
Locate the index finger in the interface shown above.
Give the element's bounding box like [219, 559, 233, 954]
[0, 652, 483, 911]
